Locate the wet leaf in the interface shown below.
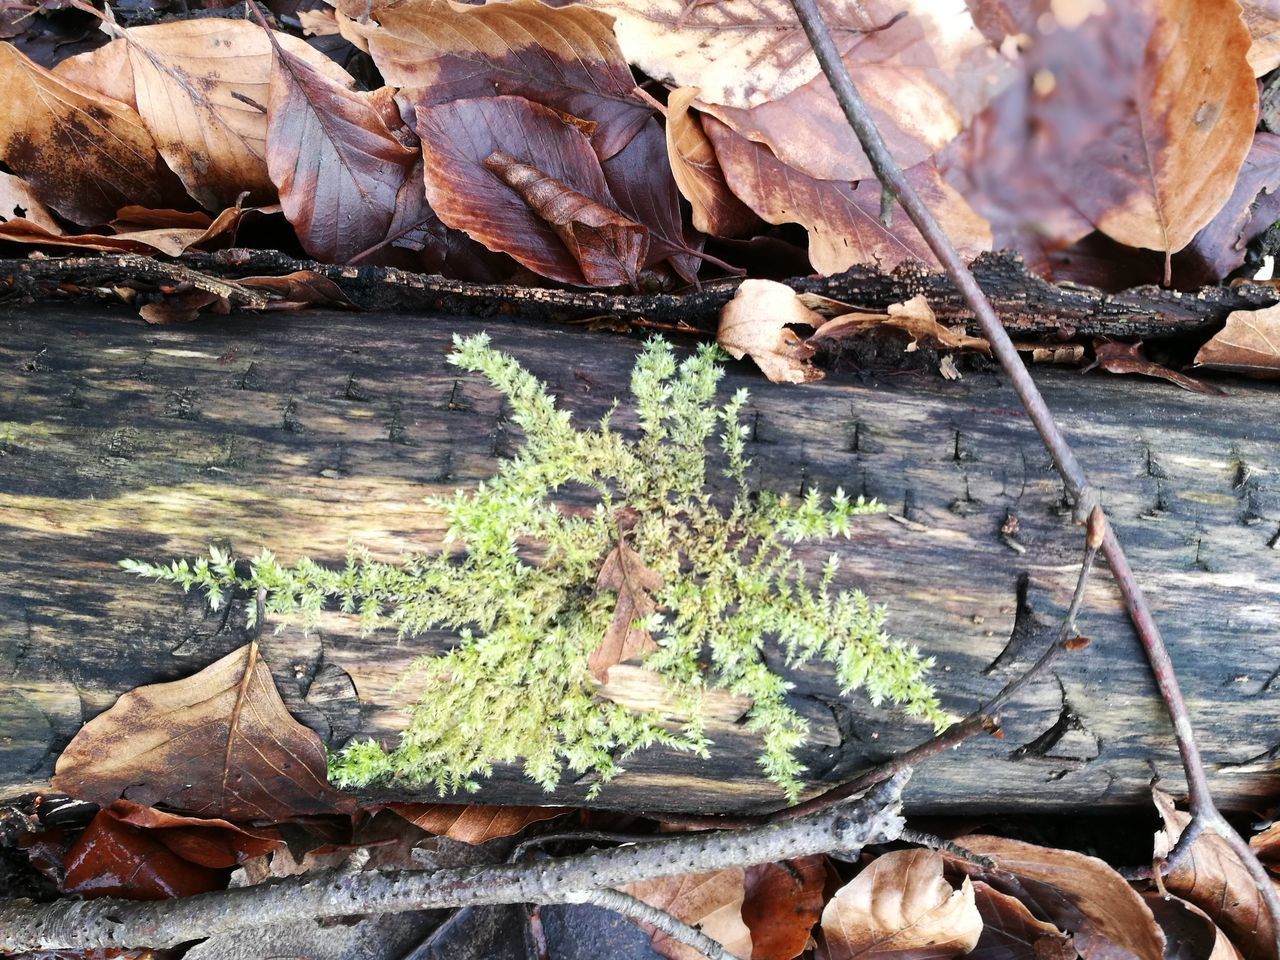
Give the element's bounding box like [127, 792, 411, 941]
[591, 537, 664, 682]
[1153, 789, 1280, 960]
[349, 0, 651, 160]
[622, 867, 754, 960]
[742, 855, 826, 960]
[954, 834, 1165, 960]
[266, 36, 419, 265]
[52, 643, 357, 822]
[1194, 303, 1280, 377]
[817, 849, 982, 959]
[665, 88, 761, 239]
[705, 116, 990, 275]
[0, 42, 185, 225]
[386, 802, 564, 844]
[1086, 340, 1224, 395]
[717, 278, 825, 384]
[104, 799, 283, 868]
[62, 809, 226, 900]
[413, 95, 646, 286]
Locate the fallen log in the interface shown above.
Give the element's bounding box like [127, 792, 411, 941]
[1, 305, 1278, 815]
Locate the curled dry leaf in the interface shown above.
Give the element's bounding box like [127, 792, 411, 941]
[1085, 340, 1224, 395]
[413, 95, 647, 287]
[705, 116, 990, 275]
[0, 43, 186, 226]
[266, 35, 419, 265]
[386, 802, 563, 844]
[814, 295, 991, 355]
[622, 867, 754, 960]
[1251, 820, 1280, 876]
[743, 855, 827, 960]
[1153, 788, 1280, 960]
[52, 643, 357, 822]
[240, 271, 359, 310]
[954, 834, 1165, 960]
[485, 150, 648, 288]
[1142, 892, 1244, 960]
[1195, 303, 1280, 377]
[971, 880, 1074, 960]
[590, 538, 664, 682]
[718, 279, 825, 384]
[348, 0, 650, 160]
[666, 87, 764, 239]
[817, 849, 982, 960]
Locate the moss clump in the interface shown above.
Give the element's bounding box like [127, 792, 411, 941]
[124, 335, 945, 801]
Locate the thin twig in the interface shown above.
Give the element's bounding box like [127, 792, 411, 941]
[562, 888, 741, 960]
[784, 0, 1280, 944]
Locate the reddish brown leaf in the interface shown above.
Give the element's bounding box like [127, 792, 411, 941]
[743, 855, 826, 960]
[1251, 820, 1280, 875]
[0, 42, 186, 226]
[485, 149, 648, 288]
[265, 34, 418, 265]
[705, 116, 989, 275]
[590, 538, 663, 682]
[104, 799, 283, 868]
[348, 0, 651, 160]
[623, 868, 754, 960]
[240, 270, 358, 309]
[1153, 789, 1280, 960]
[413, 95, 647, 287]
[666, 88, 761, 239]
[717, 279, 825, 384]
[1195, 303, 1280, 377]
[955, 834, 1165, 960]
[52, 643, 357, 822]
[386, 803, 564, 844]
[818, 849, 981, 960]
[1143, 892, 1244, 960]
[1086, 340, 1224, 395]
[62, 810, 226, 900]
[970, 881, 1074, 960]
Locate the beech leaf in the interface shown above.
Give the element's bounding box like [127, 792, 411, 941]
[386, 803, 563, 844]
[1086, 340, 1223, 395]
[717, 279, 825, 384]
[266, 40, 419, 265]
[971, 881, 1074, 960]
[665, 88, 761, 239]
[590, 538, 663, 682]
[0, 42, 186, 226]
[743, 855, 827, 960]
[817, 849, 982, 960]
[814, 295, 992, 355]
[622, 868, 754, 960]
[1194, 303, 1280, 377]
[413, 95, 647, 287]
[1142, 893, 1244, 960]
[52, 643, 357, 822]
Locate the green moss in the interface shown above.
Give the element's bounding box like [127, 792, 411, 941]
[124, 335, 946, 802]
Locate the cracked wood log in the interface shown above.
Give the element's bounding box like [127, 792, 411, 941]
[2, 305, 1278, 816]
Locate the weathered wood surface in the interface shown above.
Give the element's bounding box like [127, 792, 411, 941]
[1, 305, 1278, 816]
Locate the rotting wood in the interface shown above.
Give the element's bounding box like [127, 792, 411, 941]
[3, 250, 1278, 339]
[2, 305, 1279, 815]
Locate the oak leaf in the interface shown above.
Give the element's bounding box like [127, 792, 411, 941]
[590, 538, 663, 682]
[717, 278, 825, 384]
[817, 849, 982, 960]
[622, 868, 754, 960]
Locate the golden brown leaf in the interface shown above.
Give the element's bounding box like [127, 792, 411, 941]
[590, 538, 663, 682]
[814, 295, 991, 355]
[386, 802, 564, 844]
[1244, 1, 1280, 75]
[1153, 789, 1280, 960]
[817, 849, 982, 959]
[717, 279, 824, 384]
[52, 643, 357, 822]
[1194, 303, 1280, 377]
[971, 881, 1074, 960]
[665, 88, 760, 239]
[0, 169, 58, 231]
[743, 855, 826, 960]
[623, 868, 754, 960]
[0, 43, 186, 226]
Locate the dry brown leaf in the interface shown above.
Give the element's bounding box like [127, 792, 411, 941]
[52, 38, 138, 111]
[1195, 303, 1280, 377]
[665, 88, 761, 238]
[705, 116, 990, 275]
[240, 271, 358, 309]
[971, 880, 1074, 960]
[590, 538, 663, 682]
[743, 855, 826, 960]
[717, 279, 824, 384]
[956, 834, 1165, 960]
[90, 20, 357, 210]
[1086, 340, 1224, 395]
[299, 7, 341, 37]
[485, 149, 648, 288]
[52, 643, 357, 822]
[349, 0, 650, 160]
[0, 43, 186, 226]
[1143, 892, 1245, 960]
[817, 849, 982, 960]
[1243, 0, 1280, 75]
[266, 37, 419, 265]
[1153, 789, 1280, 960]
[0, 169, 59, 231]
[1251, 820, 1280, 876]
[386, 802, 563, 844]
[814, 295, 991, 355]
[623, 868, 754, 960]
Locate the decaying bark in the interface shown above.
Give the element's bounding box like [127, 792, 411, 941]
[2, 305, 1279, 815]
